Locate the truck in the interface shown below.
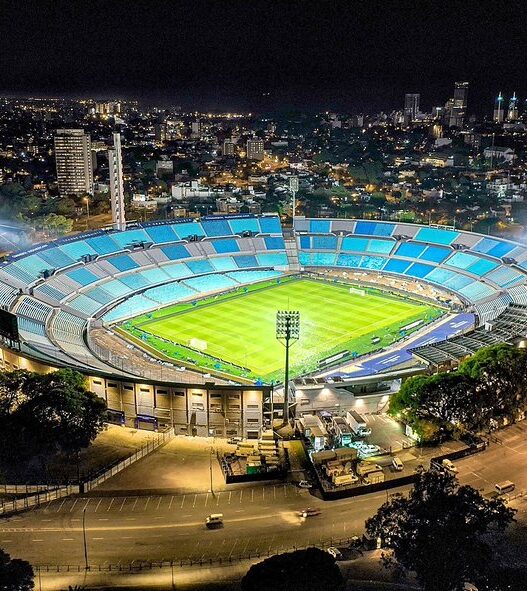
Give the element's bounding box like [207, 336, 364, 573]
[332, 416, 353, 446]
[346, 410, 371, 437]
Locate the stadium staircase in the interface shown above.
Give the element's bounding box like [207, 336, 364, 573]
[284, 237, 300, 272]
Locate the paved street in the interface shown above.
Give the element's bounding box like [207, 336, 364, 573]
[1, 421, 527, 588]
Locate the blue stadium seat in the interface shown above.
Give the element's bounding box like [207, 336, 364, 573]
[38, 247, 75, 269]
[59, 240, 96, 261]
[229, 217, 261, 235]
[309, 219, 331, 233]
[458, 281, 496, 301]
[227, 270, 282, 284]
[162, 262, 192, 279]
[172, 221, 206, 239]
[145, 224, 179, 244]
[264, 236, 286, 250]
[485, 266, 525, 288]
[259, 217, 282, 234]
[183, 274, 238, 293]
[419, 246, 450, 263]
[354, 221, 395, 237]
[445, 251, 480, 270]
[337, 253, 362, 267]
[68, 294, 102, 316]
[161, 244, 191, 260]
[299, 236, 311, 249]
[414, 227, 459, 245]
[120, 273, 150, 290]
[312, 235, 338, 250]
[86, 235, 121, 256]
[201, 218, 233, 237]
[383, 259, 412, 274]
[425, 267, 458, 285]
[141, 268, 170, 284]
[467, 258, 499, 276]
[395, 242, 427, 258]
[359, 256, 387, 270]
[108, 254, 140, 272]
[84, 286, 115, 305]
[234, 255, 258, 268]
[111, 229, 150, 249]
[472, 237, 515, 258]
[212, 238, 240, 254]
[367, 239, 395, 255]
[444, 274, 474, 291]
[341, 237, 369, 253]
[187, 259, 214, 274]
[210, 257, 238, 272]
[97, 279, 132, 297]
[143, 282, 196, 305]
[256, 253, 288, 267]
[404, 263, 434, 279]
[67, 268, 100, 286]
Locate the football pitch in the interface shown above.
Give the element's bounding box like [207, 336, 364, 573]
[122, 278, 442, 382]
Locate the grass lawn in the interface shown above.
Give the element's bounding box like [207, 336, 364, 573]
[122, 278, 442, 383]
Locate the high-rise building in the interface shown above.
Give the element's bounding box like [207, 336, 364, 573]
[190, 120, 201, 139]
[246, 138, 264, 161]
[404, 93, 420, 124]
[95, 101, 121, 116]
[108, 132, 126, 231]
[507, 92, 519, 121]
[223, 139, 235, 156]
[54, 129, 94, 197]
[448, 81, 469, 128]
[493, 92, 505, 123]
[154, 123, 167, 143]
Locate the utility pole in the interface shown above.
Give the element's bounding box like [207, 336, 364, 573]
[276, 310, 300, 425]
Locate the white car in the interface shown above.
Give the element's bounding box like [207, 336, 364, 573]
[327, 547, 343, 560]
[442, 459, 458, 474]
[359, 444, 380, 455]
[298, 480, 312, 489]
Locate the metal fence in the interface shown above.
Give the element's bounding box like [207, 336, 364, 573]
[82, 426, 175, 493]
[33, 534, 366, 574]
[0, 485, 78, 516]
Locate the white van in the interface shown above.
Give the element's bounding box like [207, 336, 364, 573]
[442, 459, 458, 474]
[392, 457, 404, 471]
[495, 481, 515, 495]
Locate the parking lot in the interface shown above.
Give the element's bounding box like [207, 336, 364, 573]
[365, 413, 414, 453]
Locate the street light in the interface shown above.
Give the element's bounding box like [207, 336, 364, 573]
[84, 196, 90, 229]
[82, 507, 89, 570]
[276, 310, 300, 425]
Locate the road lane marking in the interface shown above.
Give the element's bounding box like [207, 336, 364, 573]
[119, 498, 127, 512]
[192, 495, 197, 508]
[239, 490, 243, 503]
[228, 492, 232, 504]
[180, 495, 185, 509]
[107, 498, 115, 512]
[156, 497, 162, 510]
[61, 538, 74, 541]
[31, 539, 43, 542]
[144, 497, 151, 511]
[251, 489, 254, 502]
[168, 496, 174, 510]
[69, 498, 79, 512]
[94, 499, 103, 513]
[56, 499, 67, 512]
[82, 499, 91, 512]
[204, 493, 209, 507]
[216, 492, 221, 506]
[273, 487, 276, 499]
[131, 498, 138, 512]
[92, 537, 104, 540]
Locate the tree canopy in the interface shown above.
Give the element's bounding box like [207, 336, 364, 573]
[389, 344, 527, 440]
[366, 469, 515, 591]
[0, 369, 106, 465]
[0, 548, 33, 591]
[241, 547, 344, 591]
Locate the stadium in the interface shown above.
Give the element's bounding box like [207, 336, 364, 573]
[0, 214, 526, 437]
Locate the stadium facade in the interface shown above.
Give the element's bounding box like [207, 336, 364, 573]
[0, 214, 526, 437]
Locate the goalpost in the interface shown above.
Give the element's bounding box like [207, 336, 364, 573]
[189, 337, 208, 351]
[349, 287, 366, 297]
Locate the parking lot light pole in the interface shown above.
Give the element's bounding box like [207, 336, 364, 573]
[82, 507, 89, 570]
[276, 310, 300, 425]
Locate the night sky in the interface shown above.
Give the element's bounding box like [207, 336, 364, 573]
[1, 0, 526, 114]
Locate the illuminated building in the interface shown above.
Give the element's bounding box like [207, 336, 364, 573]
[54, 129, 94, 197]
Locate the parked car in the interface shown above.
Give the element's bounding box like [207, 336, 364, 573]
[205, 514, 224, 529]
[442, 459, 458, 474]
[227, 436, 242, 445]
[297, 480, 312, 489]
[299, 507, 321, 518]
[326, 547, 343, 560]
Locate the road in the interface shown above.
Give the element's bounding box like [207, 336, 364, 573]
[1, 422, 527, 574]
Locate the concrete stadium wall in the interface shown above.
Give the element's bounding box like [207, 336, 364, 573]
[0, 344, 269, 439]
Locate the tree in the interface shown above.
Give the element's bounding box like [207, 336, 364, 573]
[366, 469, 515, 591]
[36, 213, 73, 237]
[0, 369, 107, 464]
[241, 548, 344, 591]
[0, 548, 34, 591]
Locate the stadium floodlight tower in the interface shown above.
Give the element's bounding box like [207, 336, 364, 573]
[276, 310, 300, 424]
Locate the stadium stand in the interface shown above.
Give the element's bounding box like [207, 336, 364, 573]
[0, 215, 526, 381]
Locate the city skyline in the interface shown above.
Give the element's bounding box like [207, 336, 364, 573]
[1, 1, 526, 113]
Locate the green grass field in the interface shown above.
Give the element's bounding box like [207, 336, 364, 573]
[121, 277, 443, 383]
